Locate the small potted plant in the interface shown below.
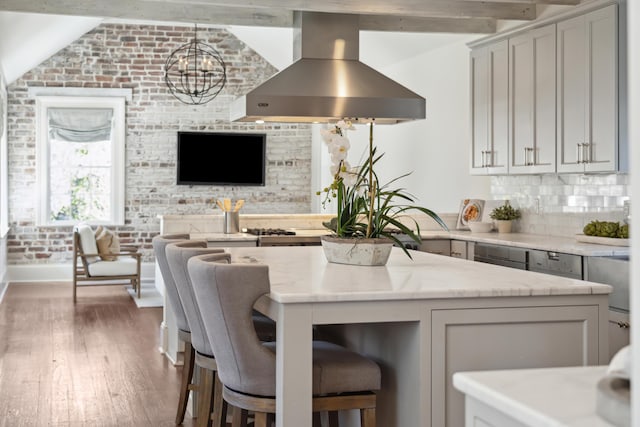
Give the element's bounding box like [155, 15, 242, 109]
[489, 202, 521, 233]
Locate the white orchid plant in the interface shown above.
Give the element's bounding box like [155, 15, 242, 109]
[318, 120, 447, 256]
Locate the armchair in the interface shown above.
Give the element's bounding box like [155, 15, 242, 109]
[72, 224, 142, 302]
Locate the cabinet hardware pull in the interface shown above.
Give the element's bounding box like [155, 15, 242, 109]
[577, 143, 582, 164]
[617, 321, 630, 329]
[583, 142, 591, 164]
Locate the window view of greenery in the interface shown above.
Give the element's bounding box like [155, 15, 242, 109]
[49, 139, 111, 222]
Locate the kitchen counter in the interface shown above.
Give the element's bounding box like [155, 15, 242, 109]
[453, 366, 613, 426]
[421, 230, 630, 257]
[192, 228, 629, 257]
[230, 246, 610, 427]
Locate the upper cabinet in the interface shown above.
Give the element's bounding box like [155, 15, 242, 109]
[470, 40, 509, 175]
[508, 24, 557, 174]
[469, 1, 623, 175]
[557, 5, 618, 173]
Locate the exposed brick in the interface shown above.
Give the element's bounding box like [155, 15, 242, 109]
[5, 23, 312, 266]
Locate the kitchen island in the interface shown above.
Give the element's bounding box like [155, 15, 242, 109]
[223, 246, 611, 427]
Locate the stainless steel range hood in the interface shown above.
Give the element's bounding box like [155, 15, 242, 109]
[230, 12, 426, 125]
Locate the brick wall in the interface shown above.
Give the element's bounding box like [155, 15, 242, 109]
[6, 23, 312, 264]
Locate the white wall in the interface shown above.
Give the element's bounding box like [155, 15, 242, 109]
[316, 37, 491, 214]
[0, 12, 101, 84]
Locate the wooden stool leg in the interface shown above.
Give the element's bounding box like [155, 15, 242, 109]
[312, 412, 321, 427]
[231, 406, 248, 427]
[197, 367, 214, 427]
[360, 408, 376, 427]
[176, 341, 196, 424]
[212, 371, 224, 427]
[328, 411, 339, 427]
[254, 412, 268, 427]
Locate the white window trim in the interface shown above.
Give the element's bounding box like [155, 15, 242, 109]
[36, 96, 126, 226]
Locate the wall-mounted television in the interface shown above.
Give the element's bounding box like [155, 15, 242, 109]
[176, 131, 266, 186]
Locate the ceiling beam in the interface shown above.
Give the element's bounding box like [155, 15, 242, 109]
[0, 0, 293, 27]
[360, 15, 496, 34]
[141, 0, 537, 20]
[0, 0, 539, 25]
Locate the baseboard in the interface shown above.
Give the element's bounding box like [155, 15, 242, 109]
[7, 262, 156, 284]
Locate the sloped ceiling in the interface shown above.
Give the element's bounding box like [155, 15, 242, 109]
[0, 12, 102, 84]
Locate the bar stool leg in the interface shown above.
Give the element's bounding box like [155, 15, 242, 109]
[176, 341, 196, 424]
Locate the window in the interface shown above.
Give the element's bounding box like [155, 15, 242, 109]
[36, 96, 125, 225]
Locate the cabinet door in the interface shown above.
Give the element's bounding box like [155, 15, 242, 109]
[557, 5, 617, 173]
[431, 305, 601, 427]
[450, 240, 467, 259]
[585, 5, 617, 172]
[510, 25, 557, 175]
[487, 41, 509, 175]
[470, 47, 489, 174]
[608, 310, 630, 361]
[470, 41, 509, 175]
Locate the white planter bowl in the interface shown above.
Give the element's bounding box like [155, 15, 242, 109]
[468, 221, 493, 233]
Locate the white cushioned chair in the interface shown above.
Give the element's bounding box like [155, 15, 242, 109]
[73, 224, 142, 302]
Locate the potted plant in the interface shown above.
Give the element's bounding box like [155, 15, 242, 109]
[489, 202, 521, 233]
[318, 120, 447, 265]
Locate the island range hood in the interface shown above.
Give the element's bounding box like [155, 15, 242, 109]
[230, 12, 426, 125]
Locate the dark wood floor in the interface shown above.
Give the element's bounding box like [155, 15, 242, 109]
[0, 282, 197, 427]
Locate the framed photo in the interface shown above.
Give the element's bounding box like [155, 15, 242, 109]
[456, 199, 485, 230]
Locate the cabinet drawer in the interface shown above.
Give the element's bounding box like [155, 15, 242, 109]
[419, 239, 451, 256]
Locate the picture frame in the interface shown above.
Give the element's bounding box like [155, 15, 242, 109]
[456, 199, 485, 230]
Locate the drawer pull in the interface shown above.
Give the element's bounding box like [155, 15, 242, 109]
[617, 321, 630, 329]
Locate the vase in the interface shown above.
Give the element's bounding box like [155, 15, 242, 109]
[496, 220, 513, 233]
[321, 235, 393, 266]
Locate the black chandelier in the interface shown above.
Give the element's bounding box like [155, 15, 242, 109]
[164, 25, 227, 105]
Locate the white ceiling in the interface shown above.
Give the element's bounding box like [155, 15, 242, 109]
[0, 1, 575, 85]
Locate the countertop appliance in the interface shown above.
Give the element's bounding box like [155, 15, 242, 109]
[473, 242, 528, 270]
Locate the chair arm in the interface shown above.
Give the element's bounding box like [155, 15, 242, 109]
[79, 252, 141, 259]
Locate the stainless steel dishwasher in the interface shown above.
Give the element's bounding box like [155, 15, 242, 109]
[528, 249, 583, 280]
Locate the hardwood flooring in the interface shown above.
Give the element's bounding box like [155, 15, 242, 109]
[0, 282, 196, 427]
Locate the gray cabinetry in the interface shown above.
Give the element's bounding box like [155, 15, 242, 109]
[431, 302, 603, 427]
[470, 40, 509, 175]
[450, 240, 470, 260]
[608, 310, 630, 360]
[556, 4, 619, 173]
[419, 239, 451, 256]
[508, 24, 557, 174]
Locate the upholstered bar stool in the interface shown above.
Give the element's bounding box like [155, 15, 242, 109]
[153, 234, 223, 425]
[188, 254, 381, 427]
[166, 241, 231, 427]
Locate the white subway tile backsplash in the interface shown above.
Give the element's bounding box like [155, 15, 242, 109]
[491, 173, 629, 237]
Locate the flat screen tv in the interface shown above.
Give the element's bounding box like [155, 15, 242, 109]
[176, 131, 266, 186]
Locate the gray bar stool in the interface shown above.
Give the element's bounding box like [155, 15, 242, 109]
[153, 234, 215, 425]
[166, 241, 230, 427]
[188, 254, 381, 427]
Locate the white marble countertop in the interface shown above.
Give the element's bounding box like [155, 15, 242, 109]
[193, 228, 629, 257]
[223, 246, 611, 303]
[453, 366, 614, 426]
[423, 230, 630, 256]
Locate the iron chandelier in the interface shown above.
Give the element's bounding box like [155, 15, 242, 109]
[164, 25, 227, 105]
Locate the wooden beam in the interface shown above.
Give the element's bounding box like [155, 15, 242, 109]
[0, 0, 537, 23]
[359, 15, 496, 34]
[0, 0, 293, 27]
[143, 0, 537, 20]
